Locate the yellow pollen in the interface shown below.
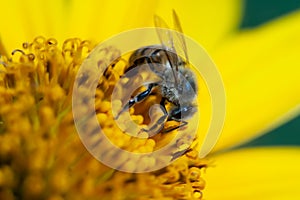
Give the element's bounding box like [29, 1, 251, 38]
[0, 36, 209, 200]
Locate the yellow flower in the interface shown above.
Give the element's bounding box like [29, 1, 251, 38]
[0, 0, 300, 200]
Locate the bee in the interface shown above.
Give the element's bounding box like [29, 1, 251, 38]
[118, 10, 197, 134]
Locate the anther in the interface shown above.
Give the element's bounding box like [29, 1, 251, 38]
[22, 42, 29, 49]
[63, 38, 81, 51]
[47, 38, 58, 46]
[188, 167, 201, 182]
[11, 49, 25, 55]
[33, 36, 46, 44]
[0, 61, 7, 67]
[27, 53, 35, 61]
[192, 190, 203, 199]
[80, 40, 91, 47]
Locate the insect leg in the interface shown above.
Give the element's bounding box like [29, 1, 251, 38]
[162, 116, 188, 133]
[171, 148, 192, 161]
[162, 104, 196, 133]
[116, 83, 158, 118]
[140, 98, 168, 135]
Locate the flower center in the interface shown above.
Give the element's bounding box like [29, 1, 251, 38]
[0, 37, 208, 200]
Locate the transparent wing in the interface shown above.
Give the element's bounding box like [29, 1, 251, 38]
[172, 10, 189, 65]
[153, 14, 179, 84]
[153, 14, 176, 52]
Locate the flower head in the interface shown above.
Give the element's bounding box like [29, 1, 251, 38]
[1, 1, 300, 200]
[0, 37, 212, 199]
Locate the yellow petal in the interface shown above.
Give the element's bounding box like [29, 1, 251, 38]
[0, 0, 157, 53]
[0, 0, 242, 53]
[65, 0, 158, 43]
[155, 0, 242, 51]
[212, 11, 300, 151]
[203, 147, 300, 200]
[0, 0, 65, 53]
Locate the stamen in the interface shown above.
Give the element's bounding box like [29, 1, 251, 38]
[22, 42, 29, 49]
[193, 190, 203, 199]
[0, 36, 208, 200]
[11, 49, 25, 55]
[47, 38, 57, 46]
[29, 36, 47, 51]
[0, 61, 7, 67]
[27, 53, 35, 61]
[188, 167, 202, 182]
[33, 36, 46, 45]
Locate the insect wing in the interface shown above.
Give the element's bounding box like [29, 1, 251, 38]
[154, 14, 180, 84]
[153, 14, 175, 51]
[172, 10, 189, 65]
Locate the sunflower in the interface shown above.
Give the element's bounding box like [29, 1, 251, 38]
[0, 0, 300, 200]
